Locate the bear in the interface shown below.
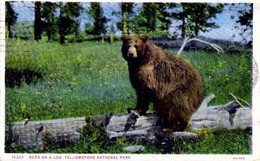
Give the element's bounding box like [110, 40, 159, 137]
[121, 35, 204, 132]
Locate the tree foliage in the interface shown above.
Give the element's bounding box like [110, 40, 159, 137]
[156, 3, 174, 31]
[87, 2, 107, 35]
[120, 3, 134, 35]
[236, 4, 252, 27]
[41, 2, 58, 41]
[7, 2, 253, 47]
[57, 2, 82, 44]
[5, 2, 18, 38]
[129, 3, 173, 34]
[36, 2, 82, 43]
[173, 3, 224, 37]
[234, 3, 252, 46]
[139, 3, 157, 32]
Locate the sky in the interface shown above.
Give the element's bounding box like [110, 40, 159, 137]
[11, 2, 252, 43]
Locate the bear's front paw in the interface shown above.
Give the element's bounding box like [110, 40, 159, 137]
[127, 107, 135, 114]
[127, 107, 147, 115]
[161, 128, 173, 133]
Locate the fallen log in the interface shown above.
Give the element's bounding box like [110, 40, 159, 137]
[105, 94, 251, 141]
[10, 94, 252, 150]
[11, 117, 86, 150]
[191, 94, 252, 131]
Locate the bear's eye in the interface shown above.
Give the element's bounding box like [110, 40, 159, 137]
[134, 45, 138, 49]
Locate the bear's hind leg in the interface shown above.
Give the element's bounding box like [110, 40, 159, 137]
[169, 116, 189, 132]
[159, 110, 189, 132]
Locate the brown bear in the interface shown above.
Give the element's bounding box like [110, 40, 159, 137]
[121, 35, 204, 132]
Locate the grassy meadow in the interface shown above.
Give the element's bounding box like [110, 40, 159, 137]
[5, 39, 251, 153]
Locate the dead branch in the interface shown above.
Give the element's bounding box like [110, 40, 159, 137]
[177, 37, 224, 55]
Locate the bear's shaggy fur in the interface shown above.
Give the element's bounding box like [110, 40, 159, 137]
[121, 35, 204, 131]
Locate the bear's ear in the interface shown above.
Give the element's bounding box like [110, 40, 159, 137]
[121, 35, 129, 41]
[140, 35, 148, 43]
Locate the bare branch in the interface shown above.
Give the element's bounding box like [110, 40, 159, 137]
[177, 37, 190, 55]
[198, 93, 215, 109]
[229, 93, 250, 107]
[177, 37, 224, 55]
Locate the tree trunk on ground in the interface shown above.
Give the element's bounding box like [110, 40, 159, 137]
[10, 94, 252, 149]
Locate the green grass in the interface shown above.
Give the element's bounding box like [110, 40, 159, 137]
[5, 39, 251, 154]
[170, 126, 251, 154]
[6, 39, 135, 122]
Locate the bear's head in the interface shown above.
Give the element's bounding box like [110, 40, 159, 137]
[121, 35, 148, 62]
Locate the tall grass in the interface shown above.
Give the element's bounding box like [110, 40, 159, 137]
[166, 48, 251, 105]
[6, 39, 251, 122]
[6, 39, 135, 122]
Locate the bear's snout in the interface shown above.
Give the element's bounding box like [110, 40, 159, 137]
[127, 52, 135, 58]
[127, 47, 138, 58]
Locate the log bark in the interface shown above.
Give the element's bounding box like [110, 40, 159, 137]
[11, 117, 86, 149]
[190, 94, 252, 131]
[10, 94, 252, 149]
[105, 94, 251, 142]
